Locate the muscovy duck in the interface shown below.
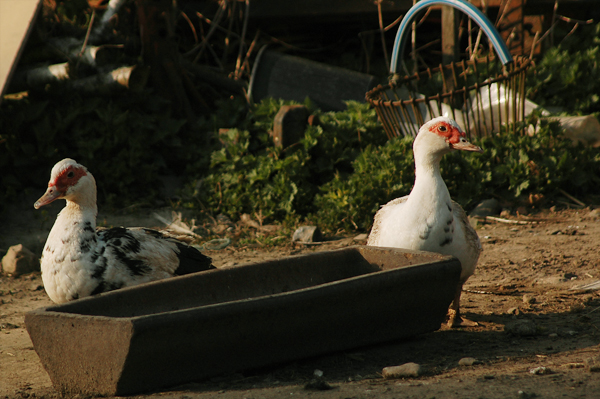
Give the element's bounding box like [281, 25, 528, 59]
[35, 158, 214, 303]
[367, 117, 483, 327]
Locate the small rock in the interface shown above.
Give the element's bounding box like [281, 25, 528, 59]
[469, 198, 502, 218]
[500, 209, 512, 218]
[30, 284, 44, 292]
[562, 362, 585, 369]
[2, 244, 39, 277]
[458, 357, 479, 366]
[517, 390, 538, 398]
[0, 322, 20, 330]
[304, 379, 333, 391]
[585, 355, 600, 371]
[292, 226, 322, 243]
[523, 294, 536, 304]
[382, 362, 422, 379]
[507, 307, 520, 315]
[548, 333, 558, 339]
[505, 319, 538, 336]
[313, 369, 323, 377]
[529, 366, 551, 375]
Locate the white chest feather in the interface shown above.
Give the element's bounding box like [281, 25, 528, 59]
[367, 171, 481, 281]
[40, 208, 179, 303]
[41, 208, 99, 303]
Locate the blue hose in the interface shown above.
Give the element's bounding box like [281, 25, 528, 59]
[390, 0, 513, 73]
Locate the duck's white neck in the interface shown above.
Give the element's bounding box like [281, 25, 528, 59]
[409, 146, 451, 206]
[414, 150, 443, 177]
[62, 199, 98, 225]
[58, 177, 99, 227]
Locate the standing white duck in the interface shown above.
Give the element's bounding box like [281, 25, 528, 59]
[367, 116, 483, 328]
[34, 158, 214, 304]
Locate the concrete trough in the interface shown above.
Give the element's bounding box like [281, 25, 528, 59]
[25, 246, 461, 396]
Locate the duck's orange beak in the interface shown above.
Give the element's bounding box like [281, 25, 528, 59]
[451, 139, 483, 153]
[34, 185, 62, 209]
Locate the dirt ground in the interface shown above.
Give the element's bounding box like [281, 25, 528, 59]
[2, 196, 600, 398]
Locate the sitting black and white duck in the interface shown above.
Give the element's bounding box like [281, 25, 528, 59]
[34, 158, 214, 303]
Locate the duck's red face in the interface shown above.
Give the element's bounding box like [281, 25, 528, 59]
[52, 164, 88, 195]
[34, 160, 88, 209]
[428, 119, 483, 153]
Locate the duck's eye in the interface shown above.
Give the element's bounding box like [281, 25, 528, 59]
[67, 171, 75, 178]
[438, 125, 447, 132]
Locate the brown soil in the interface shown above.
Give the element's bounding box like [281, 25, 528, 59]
[2, 198, 600, 399]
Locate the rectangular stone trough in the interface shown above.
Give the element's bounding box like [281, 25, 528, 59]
[25, 246, 461, 396]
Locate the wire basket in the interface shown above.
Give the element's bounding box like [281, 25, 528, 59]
[366, 0, 533, 140]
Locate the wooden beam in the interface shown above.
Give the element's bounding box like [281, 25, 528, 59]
[442, 6, 460, 64]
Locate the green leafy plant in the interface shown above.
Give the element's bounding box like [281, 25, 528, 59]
[0, 89, 215, 210]
[314, 116, 600, 232]
[313, 136, 415, 231]
[527, 23, 600, 114]
[5, 21, 600, 234]
[186, 100, 386, 224]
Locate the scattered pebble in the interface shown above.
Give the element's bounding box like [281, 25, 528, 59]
[522, 294, 536, 304]
[29, 284, 44, 292]
[562, 362, 585, 369]
[458, 357, 479, 366]
[304, 379, 334, 391]
[505, 319, 538, 336]
[564, 272, 578, 280]
[2, 244, 39, 277]
[548, 333, 558, 339]
[382, 363, 422, 379]
[529, 366, 551, 375]
[469, 198, 501, 218]
[0, 322, 20, 330]
[517, 390, 538, 398]
[550, 228, 582, 236]
[585, 356, 600, 372]
[313, 369, 323, 377]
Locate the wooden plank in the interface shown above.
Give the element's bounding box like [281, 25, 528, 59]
[0, 0, 42, 101]
[442, 6, 460, 64]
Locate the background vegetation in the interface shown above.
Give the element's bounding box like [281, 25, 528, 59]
[2, 7, 600, 235]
